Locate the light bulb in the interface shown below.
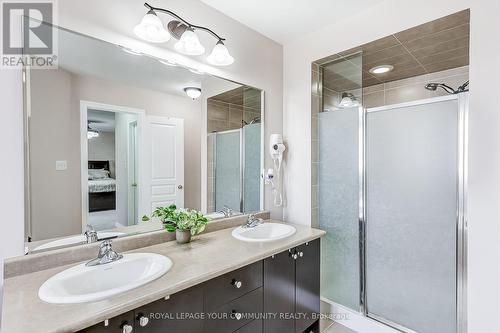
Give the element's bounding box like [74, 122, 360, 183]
[207, 41, 234, 66]
[134, 10, 170, 43]
[175, 29, 205, 55]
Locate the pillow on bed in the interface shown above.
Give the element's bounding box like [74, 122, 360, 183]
[88, 169, 110, 180]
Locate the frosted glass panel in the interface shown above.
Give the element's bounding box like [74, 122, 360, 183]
[243, 124, 261, 212]
[215, 131, 241, 212]
[366, 100, 458, 333]
[318, 108, 360, 310]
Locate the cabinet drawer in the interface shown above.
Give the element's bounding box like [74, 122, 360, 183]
[135, 286, 204, 333]
[204, 261, 263, 311]
[204, 287, 263, 333]
[234, 319, 263, 333]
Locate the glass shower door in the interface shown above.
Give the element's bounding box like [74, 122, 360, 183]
[243, 123, 261, 213]
[215, 130, 241, 212]
[318, 107, 360, 311]
[365, 98, 459, 333]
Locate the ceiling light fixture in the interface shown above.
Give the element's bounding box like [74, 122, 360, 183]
[184, 87, 202, 99]
[87, 124, 99, 139]
[135, 3, 234, 65]
[369, 65, 394, 74]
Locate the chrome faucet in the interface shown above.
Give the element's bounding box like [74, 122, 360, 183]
[244, 214, 263, 228]
[219, 205, 234, 218]
[86, 240, 123, 267]
[84, 224, 98, 244]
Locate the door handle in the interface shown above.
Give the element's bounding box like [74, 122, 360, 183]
[178, 185, 183, 189]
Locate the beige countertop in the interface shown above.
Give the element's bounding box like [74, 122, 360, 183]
[1, 220, 325, 333]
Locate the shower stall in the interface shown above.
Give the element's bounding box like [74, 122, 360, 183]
[316, 82, 468, 331]
[208, 123, 261, 214]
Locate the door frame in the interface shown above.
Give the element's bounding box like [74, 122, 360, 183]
[79, 100, 145, 232]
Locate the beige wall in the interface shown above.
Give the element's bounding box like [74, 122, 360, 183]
[29, 68, 203, 241]
[29, 68, 82, 241]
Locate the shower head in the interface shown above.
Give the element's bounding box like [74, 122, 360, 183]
[424, 82, 456, 95]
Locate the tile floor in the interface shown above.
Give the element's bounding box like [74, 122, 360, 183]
[320, 319, 357, 333]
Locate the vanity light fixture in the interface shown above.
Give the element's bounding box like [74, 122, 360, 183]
[134, 3, 234, 65]
[184, 87, 202, 99]
[369, 64, 394, 74]
[207, 40, 234, 66]
[133, 10, 170, 43]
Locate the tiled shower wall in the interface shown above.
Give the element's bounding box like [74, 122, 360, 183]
[363, 65, 469, 108]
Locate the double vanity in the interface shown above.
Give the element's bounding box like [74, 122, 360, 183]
[1, 219, 325, 333]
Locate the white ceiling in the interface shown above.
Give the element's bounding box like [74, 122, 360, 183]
[200, 0, 386, 44]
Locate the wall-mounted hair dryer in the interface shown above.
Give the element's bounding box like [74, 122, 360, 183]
[263, 134, 285, 206]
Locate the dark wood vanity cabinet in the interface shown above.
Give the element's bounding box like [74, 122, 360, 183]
[78, 239, 320, 333]
[135, 286, 204, 332]
[79, 311, 135, 333]
[263, 239, 321, 333]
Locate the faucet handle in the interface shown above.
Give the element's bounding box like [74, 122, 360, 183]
[98, 240, 113, 255]
[84, 224, 98, 244]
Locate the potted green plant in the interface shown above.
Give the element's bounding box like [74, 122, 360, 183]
[143, 205, 210, 244]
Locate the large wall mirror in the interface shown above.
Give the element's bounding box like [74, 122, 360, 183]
[24, 24, 264, 253]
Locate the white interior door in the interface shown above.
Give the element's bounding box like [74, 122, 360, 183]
[141, 116, 184, 215]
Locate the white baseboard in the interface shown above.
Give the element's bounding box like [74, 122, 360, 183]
[320, 298, 400, 333]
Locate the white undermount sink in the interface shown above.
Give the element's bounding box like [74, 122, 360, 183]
[232, 223, 296, 242]
[38, 253, 172, 304]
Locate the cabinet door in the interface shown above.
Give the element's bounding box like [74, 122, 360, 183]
[263, 249, 296, 333]
[204, 288, 263, 333]
[78, 311, 135, 333]
[134, 286, 204, 333]
[295, 239, 321, 333]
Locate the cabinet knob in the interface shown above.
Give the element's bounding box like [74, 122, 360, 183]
[298, 251, 304, 258]
[232, 310, 242, 320]
[178, 185, 183, 189]
[122, 324, 133, 333]
[138, 315, 149, 327]
[231, 279, 242, 289]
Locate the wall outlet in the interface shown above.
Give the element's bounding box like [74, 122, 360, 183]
[55, 160, 67, 171]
